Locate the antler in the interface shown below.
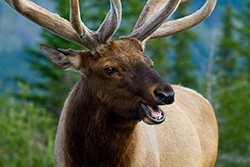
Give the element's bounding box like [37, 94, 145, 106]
[130, 0, 217, 46]
[130, 0, 181, 42]
[4, 0, 122, 55]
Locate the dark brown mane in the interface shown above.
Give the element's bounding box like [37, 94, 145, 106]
[64, 77, 137, 166]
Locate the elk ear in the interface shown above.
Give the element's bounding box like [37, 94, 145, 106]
[40, 44, 82, 72]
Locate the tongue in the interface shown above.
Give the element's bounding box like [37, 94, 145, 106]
[147, 105, 162, 118]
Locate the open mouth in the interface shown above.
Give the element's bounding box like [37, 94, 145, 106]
[140, 103, 166, 125]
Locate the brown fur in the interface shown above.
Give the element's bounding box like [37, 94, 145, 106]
[50, 38, 218, 167]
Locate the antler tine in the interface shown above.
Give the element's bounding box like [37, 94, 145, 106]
[149, 0, 217, 39]
[70, 0, 122, 44]
[96, 0, 122, 43]
[130, 0, 181, 42]
[133, 0, 188, 33]
[134, 0, 170, 31]
[70, 0, 91, 39]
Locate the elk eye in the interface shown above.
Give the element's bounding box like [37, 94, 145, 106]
[104, 66, 116, 75]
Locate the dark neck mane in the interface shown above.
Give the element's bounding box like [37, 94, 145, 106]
[63, 77, 137, 167]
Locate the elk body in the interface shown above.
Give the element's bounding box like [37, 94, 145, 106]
[5, 0, 218, 166]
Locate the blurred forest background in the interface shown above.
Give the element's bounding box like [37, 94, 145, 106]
[0, 0, 249, 166]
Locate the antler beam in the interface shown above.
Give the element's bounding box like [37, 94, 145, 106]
[5, 0, 84, 46]
[5, 0, 122, 55]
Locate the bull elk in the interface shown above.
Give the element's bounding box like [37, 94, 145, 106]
[5, 0, 218, 166]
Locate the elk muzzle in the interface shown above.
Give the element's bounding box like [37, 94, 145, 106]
[137, 68, 175, 125]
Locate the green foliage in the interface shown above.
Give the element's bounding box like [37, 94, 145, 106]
[0, 83, 57, 167]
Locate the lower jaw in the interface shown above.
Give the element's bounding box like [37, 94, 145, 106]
[140, 104, 166, 125]
[142, 114, 166, 125]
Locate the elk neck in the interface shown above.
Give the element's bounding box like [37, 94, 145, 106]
[63, 76, 138, 166]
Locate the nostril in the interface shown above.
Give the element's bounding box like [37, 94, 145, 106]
[154, 90, 165, 99]
[153, 89, 175, 105]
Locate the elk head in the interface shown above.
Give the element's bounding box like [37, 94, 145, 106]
[5, 0, 217, 125]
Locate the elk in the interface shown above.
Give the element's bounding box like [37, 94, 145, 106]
[5, 0, 218, 166]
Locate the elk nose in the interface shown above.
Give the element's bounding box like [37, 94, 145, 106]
[153, 89, 175, 105]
